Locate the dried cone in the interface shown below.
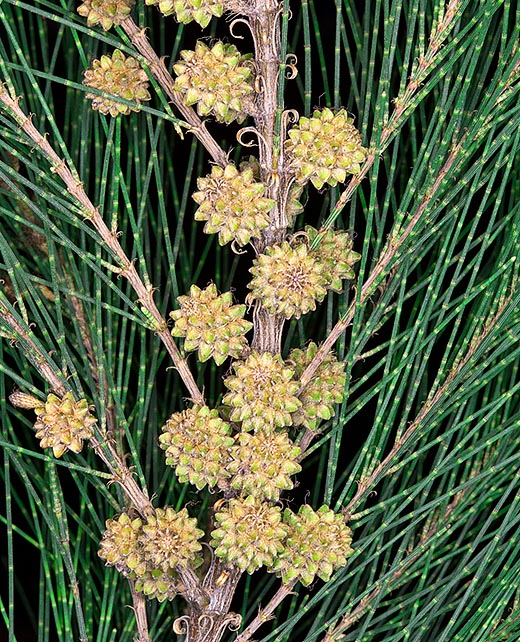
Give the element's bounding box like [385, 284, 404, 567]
[98, 512, 146, 577]
[192, 164, 273, 247]
[306, 227, 360, 292]
[222, 351, 301, 432]
[273, 505, 353, 586]
[211, 496, 287, 573]
[170, 284, 252, 365]
[159, 405, 234, 490]
[139, 507, 203, 572]
[146, 0, 224, 27]
[134, 568, 180, 602]
[173, 41, 255, 123]
[77, 0, 135, 30]
[83, 49, 151, 117]
[285, 108, 367, 189]
[247, 242, 328, 319]
[228, 431, 301, 500]
[289, 342, 347, 431]
[32, 392, 96, 457]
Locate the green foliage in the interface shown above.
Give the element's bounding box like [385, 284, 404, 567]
[1, 1, 520, 642]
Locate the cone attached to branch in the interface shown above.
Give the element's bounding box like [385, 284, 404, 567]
[228, 430, 301, 500]
[159, 404, 234, 490]
[192, 164, 274, 247]
[173, 41, 255, 123]
[24, 391, 97, 458]
[222, 351, 301, 431]
[289, 342, 347, 431]
[170, 283, 252, 365]
[83, 50, 151, 117]
[77, 0, 135, 30]
[211, 496, 287, 573]
[273, 505, 353, 586]
[247, 242, 328, 319]
[285, 108, 367, 189]
[146, 0, 225, 27]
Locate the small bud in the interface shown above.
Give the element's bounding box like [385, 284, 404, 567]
[9, 391, 41, 409]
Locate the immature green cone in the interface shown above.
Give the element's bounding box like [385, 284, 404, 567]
[306, 227, 360, 292]
[285, 108, 367, 189]
[159, 405, 234, 490]
[289, 342, 347, 431]
[173, 41, 255, 123]
[134, 568, 180, 602]
[83, 49, 151, 117]
[247, 242, 328, 319]
[273, 505, 353, 586]
[77, 0, 135, 30]
[32, 392, 96, 457]
[98, 512, 146, 577]
[146, 0, 224, 26]
[192, 164, 273, 246]
[170, 284, 252, 365]
[139, 507, 204, 572]
[228, 431, 301, 500]
[222, 351, 301, 431]
[211, 496, 287, 573]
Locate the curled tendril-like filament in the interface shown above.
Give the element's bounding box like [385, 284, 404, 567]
[281, 109, 300, 140]
[285, 53, 298, 79]
[173, 616, 190, 635]
[236, 126, 269, 159]
[230, 17, 254, 44]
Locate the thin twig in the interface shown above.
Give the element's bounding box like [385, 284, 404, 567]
[120, 17, 228, 167]
[233, 581, 297, 642]
[0, 84, 204, 406]
[340, 293, 512, 521]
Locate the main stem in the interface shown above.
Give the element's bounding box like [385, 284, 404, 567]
[249, 1, 287, 354]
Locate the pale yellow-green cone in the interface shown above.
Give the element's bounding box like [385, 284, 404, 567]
[210, 496, 287, 573]
[77, 0, 135, 30]
[247, 242, 328, 319]
[98, 512, 146, 577]
[227, 430, 301, 500]
[272, 505, 353, 586]
[83, 49, 151, 117]
[32, 392, 96, 457]
[170, 283, 252, 365]
[192, 164, 273, 246]
[289, 342, 347, 431]
[146, 0, 224, 27]
[159, 405, 234, 490]
[139, 507, 204, 572]
[285, 108, 367, 189]
[306, 226, 360, 292]
[173, 41, 255, 123]
[222, 351, 301, 431]
[133, 567, 180, 602]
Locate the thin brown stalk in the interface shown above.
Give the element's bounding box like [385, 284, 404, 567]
[0, 84, 204, 406]
[120, 17, 228, 167]
[340, 293, 511, 521]
[297, 138, 464, 458]
[233, 581, 297, 642]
